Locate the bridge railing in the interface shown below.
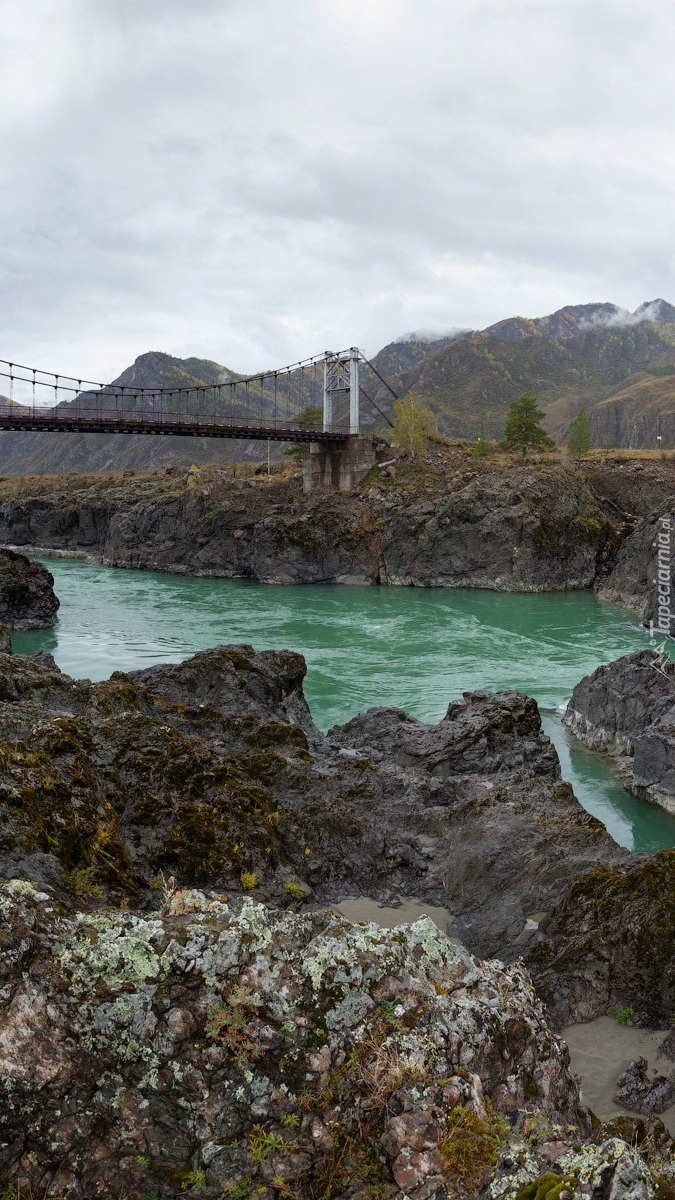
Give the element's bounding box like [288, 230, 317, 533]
[0, 401, 349, 431]
[0, 345, 395, 441]
[0, 398, 350, 440]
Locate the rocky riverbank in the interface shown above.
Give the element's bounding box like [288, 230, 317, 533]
[0, 637, 668, 1029]
[0, 643, 626, 983]
[563, 649, 675, 810]
[2, 641, 675, 1193]
[1, 447, 675, 625]
[0, 449, 654, 594]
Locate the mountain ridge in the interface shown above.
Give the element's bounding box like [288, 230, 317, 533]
[2, 298, 675, 473]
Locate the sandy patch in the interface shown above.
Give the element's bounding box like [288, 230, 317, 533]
[564, 1016, 675, 1134]
[333, 895, 454, 934]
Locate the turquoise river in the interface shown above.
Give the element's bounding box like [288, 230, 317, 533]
[11, 557, 675, 855]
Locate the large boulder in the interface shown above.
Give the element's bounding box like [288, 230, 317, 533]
[526, 851, 675, 1027]
[613, 1057, 675, 1116]
[0, 547, 59, 628]
[563, 649, 675, 811]
[0, 882, 585, 1198]
[328, 689, 561, 779]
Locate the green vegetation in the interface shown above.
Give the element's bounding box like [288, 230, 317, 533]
[437, 1102, 510, 1196]
[567, 408, 593, 461]
[516, 1172, 578, 1200]
[472, 434, 491, 458]
[615, 1005, 635, 1026]
[500, 393, 555, 458]
[390, 390, 438, 459]
[284, 404, 323, 463]
[248, 1126, 291, 1165]
[284, 878, 306, 900]
[206, 983, 264, 1062]
[182, 1168, 207, 1192]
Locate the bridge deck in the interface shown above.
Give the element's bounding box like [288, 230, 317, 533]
[0, 412, 350, 443]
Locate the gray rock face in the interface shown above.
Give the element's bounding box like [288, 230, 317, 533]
[598, 514, 660, 618]
[329, 690, 561, 779]
[614, 1057, 675, 1116]
[597, 507, 675, 634]
[0, 465, 621, 591]
[0, 547, 59, 628]
[0, 641, 629, 1027]
[563, 650, 675, 810]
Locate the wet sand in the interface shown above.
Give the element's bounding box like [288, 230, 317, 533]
[333, 895, 454, 933]
[564, 1016, 675, 1134]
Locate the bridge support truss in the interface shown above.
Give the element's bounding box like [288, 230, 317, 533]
[323, 347, 360, 435]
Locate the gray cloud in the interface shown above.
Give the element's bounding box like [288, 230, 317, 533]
[1, 0, 675, 380]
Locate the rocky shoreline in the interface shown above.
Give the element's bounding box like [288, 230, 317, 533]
[0, 641, 660, 1195]
[0, 450, 670, 614]
[564, 649, 675, 812]
[0, 547, 59, 629]
[0, 637, 674, 1193]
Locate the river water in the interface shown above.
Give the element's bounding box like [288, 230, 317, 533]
[12, 558, 675, 854]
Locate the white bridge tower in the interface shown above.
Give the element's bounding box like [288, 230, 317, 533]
[323, 347, 360, 435]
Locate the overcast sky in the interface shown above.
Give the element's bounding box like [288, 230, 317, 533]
[2, 0, 675, 381]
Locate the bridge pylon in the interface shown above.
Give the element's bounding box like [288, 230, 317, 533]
[323, 347, 360, 435]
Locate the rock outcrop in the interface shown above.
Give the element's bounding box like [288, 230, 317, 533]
[597, 509, 672, 623]
[492, 1135, 659, 1200]
[0, 645, 628, 975]
[563, 649, 675, 810]
[1, 642, 675, 1191]
[0, 638, 674, 1038]
[328, 690, 560, 780]
[0, 457, 625, 590]
[0, 881, 584, 1198]
[613, 1057, 675, 1116]
[526, 850, 675, 1028]
[0, 547, 59, 629]
[3, 882, 675, 1199]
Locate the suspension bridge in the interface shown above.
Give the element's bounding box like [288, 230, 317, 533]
[0, 347, 395, 443]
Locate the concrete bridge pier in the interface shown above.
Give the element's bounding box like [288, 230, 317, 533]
[303, 436, 376, 493]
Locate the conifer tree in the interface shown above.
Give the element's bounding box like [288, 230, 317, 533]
[500, 392, 555, 458]
[284, 404, 323, 462]
[567, 408, 593, 462]
[473, 434, 491, 459]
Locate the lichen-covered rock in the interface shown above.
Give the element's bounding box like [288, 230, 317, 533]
[0, 883, 585, 1198]
[492, 1137, 654, 1200]
[613, 1057, 675, 1116]
[0, 548, 58, 628]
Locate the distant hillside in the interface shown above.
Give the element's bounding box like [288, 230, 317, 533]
[365, 300, 675, 448]
[587, 369, 675, 449]
[0, 353, 278, 476]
